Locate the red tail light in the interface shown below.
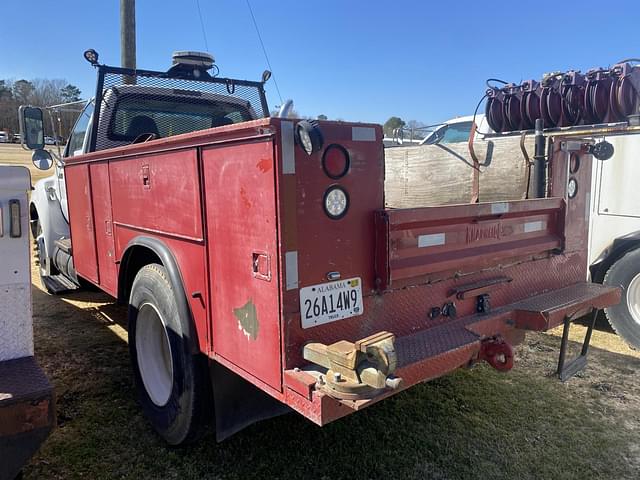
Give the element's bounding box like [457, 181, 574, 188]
[322, 145, 350, 179]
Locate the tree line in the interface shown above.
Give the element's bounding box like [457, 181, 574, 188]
[0, 78, 83, 139]
[383, 116, 429, 141]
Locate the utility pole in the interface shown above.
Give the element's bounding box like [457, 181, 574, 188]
[120, 0, 136, 70]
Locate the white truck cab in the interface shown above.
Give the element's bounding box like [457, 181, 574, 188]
[589, 134, 640, 348]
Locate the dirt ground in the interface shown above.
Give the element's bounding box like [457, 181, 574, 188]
[0, 143, 58, 183]
[2, 144, 639, 479]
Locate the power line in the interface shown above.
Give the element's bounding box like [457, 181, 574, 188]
[245, 0, 283, 104]
[195, 0, 210, 52]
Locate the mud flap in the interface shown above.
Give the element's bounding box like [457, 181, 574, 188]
[210, 362, 290, 442]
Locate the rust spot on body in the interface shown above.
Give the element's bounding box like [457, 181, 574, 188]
[257, 157, 272, 173]
[239, 187, 252, 209]
[234, 299, 259, 340]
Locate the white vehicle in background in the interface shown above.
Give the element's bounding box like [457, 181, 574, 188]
[420, 114, 492, 145]
[589, 134, 640, 348]
[384, 114, 493, 147]
[0, 131, 9, 143]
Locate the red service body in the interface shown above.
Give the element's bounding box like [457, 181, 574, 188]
[63, 117, 619, 429]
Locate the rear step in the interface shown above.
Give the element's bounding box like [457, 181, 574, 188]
[42, 274, 79, 294]
[511, 282, 620, 331]
[395, 321, 479, 368]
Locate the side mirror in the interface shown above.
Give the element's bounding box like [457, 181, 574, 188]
[19, 106, 45, 150]
[31, 149, 53, 170]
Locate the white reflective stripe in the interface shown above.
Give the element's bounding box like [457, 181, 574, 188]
[585, 192, 591, 222]
[524, 221, 544, 233]
[418, 233, 445, 248]
[491, 202, 509, 214]
[285, 251, 299, 290]
[352, 126, 376, 142]
[281, 121, 295, 174]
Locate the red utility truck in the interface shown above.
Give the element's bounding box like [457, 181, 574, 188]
[20, 51, 621, 444]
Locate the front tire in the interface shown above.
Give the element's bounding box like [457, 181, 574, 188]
[604, 248, 640, 349]
[128, 263, 210, 445]
[34, 221, 55, 294]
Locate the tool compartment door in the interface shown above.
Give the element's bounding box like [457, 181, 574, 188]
[65, 164, 99, 283]
[203, 140, 282, 391]
[89, 162, 117, 296]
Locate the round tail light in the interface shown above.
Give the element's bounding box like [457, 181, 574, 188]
[322, 144, 350, 179]
[323, 186, 349, 219]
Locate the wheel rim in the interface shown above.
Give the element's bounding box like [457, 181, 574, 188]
[35, 224, 48, 278]
[37, 237, 47, 276]
[626, 273, 640, 325]
[136, 302, 174, 407]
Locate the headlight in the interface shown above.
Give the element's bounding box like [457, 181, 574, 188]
[323, 186, 349, 219]
[295, 120, 323, 155]
[567, 177, 578, 199]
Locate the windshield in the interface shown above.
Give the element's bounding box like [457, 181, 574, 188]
[109, 94, 254, 141]
[440, 122, 473, 144]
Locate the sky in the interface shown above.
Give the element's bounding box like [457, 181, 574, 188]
[1, 0, 639, 125]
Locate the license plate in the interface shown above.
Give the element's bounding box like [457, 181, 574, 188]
[300, 277, 363, 328]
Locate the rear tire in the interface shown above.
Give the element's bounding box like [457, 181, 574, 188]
[603, 248, 640, 349]
[128, 263, 211, 445]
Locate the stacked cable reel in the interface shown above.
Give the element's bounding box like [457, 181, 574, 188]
[484, 58, 640, 133]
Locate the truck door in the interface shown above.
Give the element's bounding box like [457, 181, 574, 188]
[202, 140, 282, 391]
[61, 101, 95, 221]
[89, 162, 117, 296]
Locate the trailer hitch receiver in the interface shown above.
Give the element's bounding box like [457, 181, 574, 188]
[478, 337, 514, 372]
[303, 331, 403, 400]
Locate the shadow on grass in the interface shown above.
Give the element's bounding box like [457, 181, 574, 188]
[26, 285, 640, 480]
[573, 309, 616, 334]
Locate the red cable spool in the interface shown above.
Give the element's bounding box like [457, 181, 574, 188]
[610, 61, 640, 121]
[520, 79, 541, 130]
[540, 74, 563, 128]
[584, 68, 614, 124]
[485, 87, 506, 133]
[503, 83, 524, 131]
[560, 71, 586, 127]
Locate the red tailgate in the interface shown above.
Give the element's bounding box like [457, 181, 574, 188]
[375, 197, 565, 289]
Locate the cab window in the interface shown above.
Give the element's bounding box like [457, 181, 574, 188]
[66, 102, 94, 157]
[108, 94, 253, 141]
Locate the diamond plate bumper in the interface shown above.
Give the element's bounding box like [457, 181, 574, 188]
[284, 282, 620, 426]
